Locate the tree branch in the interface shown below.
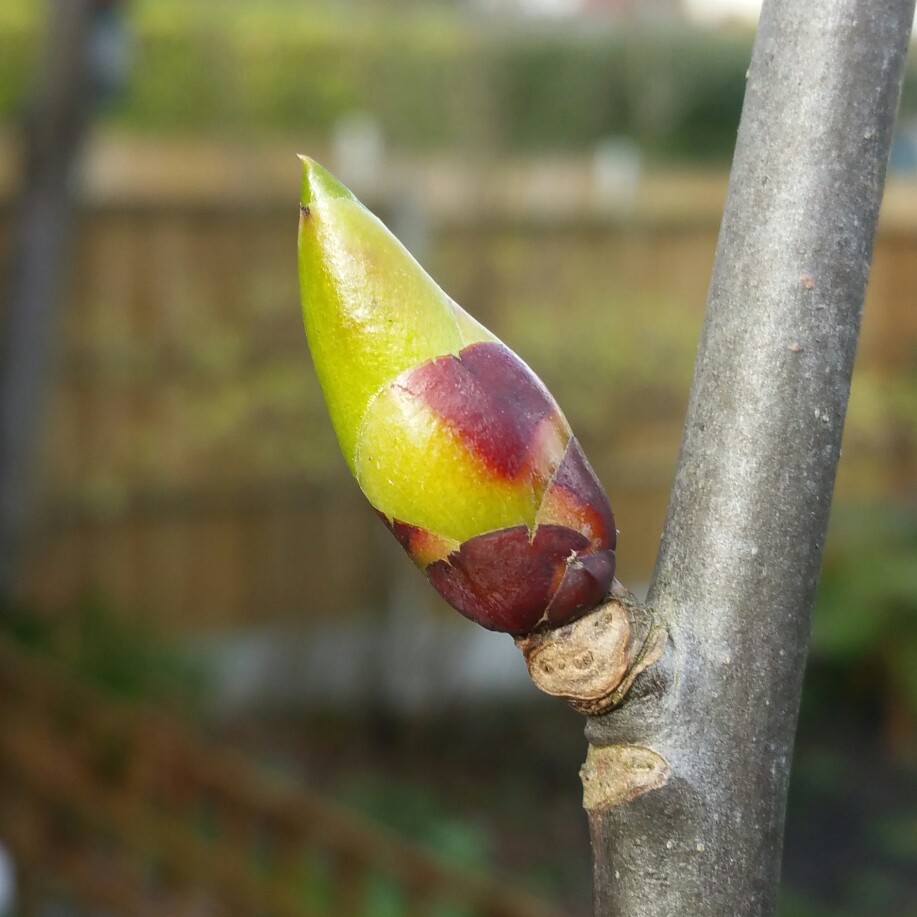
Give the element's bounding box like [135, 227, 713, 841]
[0, 0, 98, 600]
[584, 1, 915, 914]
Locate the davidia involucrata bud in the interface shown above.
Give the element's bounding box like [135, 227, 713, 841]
[298, 158, 616, 635]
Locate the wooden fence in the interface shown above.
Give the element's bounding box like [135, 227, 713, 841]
[2, 158, 914, 630]
[0, 635, 565, 917]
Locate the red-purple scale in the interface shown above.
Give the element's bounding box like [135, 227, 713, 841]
[376, 344, 617, 635]
[397, 341, 562, 480]
[539, 437, 616, 550]
[426, 524, 614, 634]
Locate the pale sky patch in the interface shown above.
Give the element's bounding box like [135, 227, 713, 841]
[684, 0, 916, 33]
[683, 0, 761, 23]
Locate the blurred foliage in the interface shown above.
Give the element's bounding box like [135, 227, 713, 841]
[6, 0, 900, 162]
[498, 286, 697, 442]
[777, 503, 917, 917]
[813, 505, 917, 727]
[782, 665, 917, 917]
[0, 594, 206, 705]
[330, 775, 548, 916]
[493, 26, 753, 159]
[2, 1, 916, 158]
[0, 0, 38, 118]
[338, 774, 492, 870]
[284, 703, 594, 909]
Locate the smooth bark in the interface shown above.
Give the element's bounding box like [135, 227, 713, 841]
[584, 1, 915, 915]
[0, 1, 98, 599]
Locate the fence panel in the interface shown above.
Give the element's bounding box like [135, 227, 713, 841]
[2, 179, 912, 629]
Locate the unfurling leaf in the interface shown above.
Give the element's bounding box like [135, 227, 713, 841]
[297, 158, 616, 635]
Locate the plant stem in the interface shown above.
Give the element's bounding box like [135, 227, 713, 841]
[584, 1, 915, 914]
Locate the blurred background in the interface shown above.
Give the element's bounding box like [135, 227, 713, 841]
[0, 1, 915, 915]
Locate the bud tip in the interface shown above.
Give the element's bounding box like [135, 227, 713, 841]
[299, 155, 356, 208]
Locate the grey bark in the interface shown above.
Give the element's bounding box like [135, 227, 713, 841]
[584, 1, 915, 915]
[0, 0, 98, 599]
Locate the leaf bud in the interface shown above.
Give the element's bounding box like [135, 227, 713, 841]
[298, 158, 616, 635]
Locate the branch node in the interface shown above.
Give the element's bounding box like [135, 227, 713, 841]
[580, 743, 671, 812]
[514, 582, 668, 715]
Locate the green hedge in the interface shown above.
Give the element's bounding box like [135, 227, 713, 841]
[1, 2, 915, 162]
